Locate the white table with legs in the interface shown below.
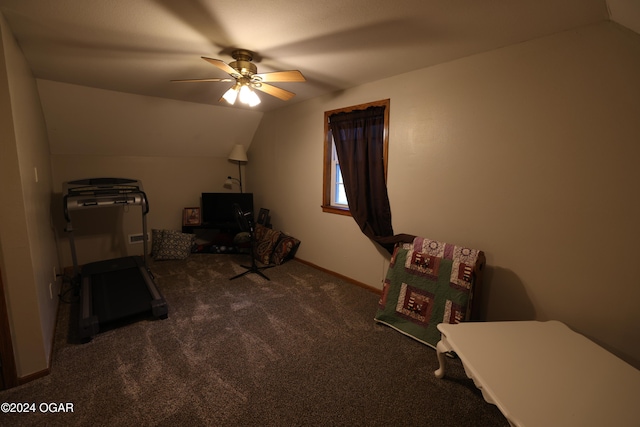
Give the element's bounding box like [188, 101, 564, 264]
[434, 320, 640, 427]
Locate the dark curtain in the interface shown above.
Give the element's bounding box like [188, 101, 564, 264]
[329, 106, 413, 253]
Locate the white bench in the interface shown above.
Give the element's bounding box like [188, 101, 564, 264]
[435, 320, 640, 427]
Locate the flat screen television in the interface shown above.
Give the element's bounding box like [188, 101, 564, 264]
[201, 192, 254, 226]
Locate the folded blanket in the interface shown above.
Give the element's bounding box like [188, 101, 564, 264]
[374, 237, 482, 349]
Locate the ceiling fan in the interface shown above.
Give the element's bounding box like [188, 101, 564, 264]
[171, 49, 305, 107]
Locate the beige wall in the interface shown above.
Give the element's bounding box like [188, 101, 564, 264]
[39, 80, 262, 266]
[248, 22, 640, 368]
[51, 155, 247, 267]
[0, 13, 59, 378]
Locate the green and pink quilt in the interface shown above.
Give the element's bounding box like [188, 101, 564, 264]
[374, 237, 482, 349]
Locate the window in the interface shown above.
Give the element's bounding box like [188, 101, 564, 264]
[322, 99, 390, 215]
[331, 138, 348, 207]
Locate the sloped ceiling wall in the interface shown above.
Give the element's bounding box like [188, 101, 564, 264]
[38, 80, 263, 158]
[608, 0, 640, 33]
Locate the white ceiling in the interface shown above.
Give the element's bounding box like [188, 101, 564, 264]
[1, 0, 627, 113]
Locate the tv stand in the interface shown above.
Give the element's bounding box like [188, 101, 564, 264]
[182, 222, 249, 254]
[182, 222, 239, 234]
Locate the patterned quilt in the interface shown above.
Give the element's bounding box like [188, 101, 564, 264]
[374, 237, 481, 349]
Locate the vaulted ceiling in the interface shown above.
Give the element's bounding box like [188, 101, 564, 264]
[3, 0, 634, 113]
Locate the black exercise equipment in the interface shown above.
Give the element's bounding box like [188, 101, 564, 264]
[63, 178, 168, 342]
[229, 203, 273, 281]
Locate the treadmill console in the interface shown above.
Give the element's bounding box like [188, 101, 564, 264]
[63, 178, 148, 220]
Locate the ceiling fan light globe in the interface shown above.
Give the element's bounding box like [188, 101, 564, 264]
[248, 90, 261, 107]
[239, 85, 252, 104]
[222, 87, 238, 105]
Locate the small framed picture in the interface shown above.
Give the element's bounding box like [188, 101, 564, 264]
[183, 207, 201, 226]
[257, 208, 270, 225]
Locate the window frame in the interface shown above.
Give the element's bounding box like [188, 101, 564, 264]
[321, 99, 390, 216]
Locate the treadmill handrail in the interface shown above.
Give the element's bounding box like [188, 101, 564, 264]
[63, 189, 149, 221]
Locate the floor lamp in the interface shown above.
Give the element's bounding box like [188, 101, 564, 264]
[226, 144, 248, 192]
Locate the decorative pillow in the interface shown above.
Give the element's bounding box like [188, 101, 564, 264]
[153, 229, 195, 260]
[253, 224, 282, 265]
[151, 228, 164, 258]
[271, 234, 301, 265]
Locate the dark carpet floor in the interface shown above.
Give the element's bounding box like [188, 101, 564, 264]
[0, 254, 508, 426]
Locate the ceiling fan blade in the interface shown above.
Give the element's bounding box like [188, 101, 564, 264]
[253, 70, 306, 83]
[254, 83, 296, 101]
[201, 56, 240, 77]
[171, 78, 234, 83]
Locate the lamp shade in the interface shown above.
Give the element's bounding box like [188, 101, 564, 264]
[228, 144, 248, 162]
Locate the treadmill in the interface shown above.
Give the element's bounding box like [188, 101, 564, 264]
[63, 178, 168, 342]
